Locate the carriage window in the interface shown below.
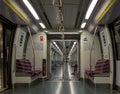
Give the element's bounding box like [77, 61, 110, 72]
[114, 19, 120, 60]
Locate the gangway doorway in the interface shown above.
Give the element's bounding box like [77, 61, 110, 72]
[49, 39, 80, 82]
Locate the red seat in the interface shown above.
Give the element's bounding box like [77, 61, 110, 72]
[16, 59, 41, 75]
[85, 59, 110, 76]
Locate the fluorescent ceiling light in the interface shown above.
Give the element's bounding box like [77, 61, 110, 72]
[22, 0, 39, 20]
[85, 0, 98, 19]
[73, 42, 76, 45]
[79, 30, 83, 33]
[81, 22, 86, 28]
[44, 30, 48, 33]
[53, 41, 56, 45]
[53, 41, 63, 55]
[68, 41, 77, 56]
[39, 23, 46, 29]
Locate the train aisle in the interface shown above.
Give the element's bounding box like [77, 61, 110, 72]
[1, 63, 120, 94]
[50, 62, 77, 81]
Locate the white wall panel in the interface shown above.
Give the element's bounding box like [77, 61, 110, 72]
[100, 26, 114, 85]
[26, 32, 47, 71]
[11, 26, 27, 84]
[116, 61, 120, 86]
[15, 28, 26, 59]
[80, 31, 101, 78]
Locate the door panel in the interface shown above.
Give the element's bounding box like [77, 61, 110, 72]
[113, 18, 120, 87]
[0, 22, 4, 90]
[0, 16, 16, 91]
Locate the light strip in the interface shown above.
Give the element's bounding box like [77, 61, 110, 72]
[53, 41, 56, 45]
[44, 30, 48, 33]
[79, 30, 83, 33]
[39, 23, 46, 29]
[85, 0, 98, 19]
[4, 0, 28, 23]
[96, 0, 115, 23]
[22, 0, 39, 20]
[81, 22, 86, 29]
[53, 41, 63, 55]
[68, 42, 76, 56]
[73, 42, 76, 45]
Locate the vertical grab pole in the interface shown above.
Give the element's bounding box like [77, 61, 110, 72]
[12, 44, 16, 89]
[27, 26, 35, 71]
[60, 26, 65, 79]
[52, 0, 62, 7]
[89, 26, 98, 71]
[62, 29, 65, 79]
[53, 0, 64, 79]
[108, 43, 112, 89]
[13, 44, 16, 73]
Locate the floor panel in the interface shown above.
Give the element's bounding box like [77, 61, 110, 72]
[1, 63, 120, 94]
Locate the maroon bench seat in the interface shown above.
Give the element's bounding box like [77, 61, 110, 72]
[85, 59, 110, 76]
[16, 59, 41, 76]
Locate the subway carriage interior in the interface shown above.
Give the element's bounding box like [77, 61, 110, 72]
[0, 0, 120, 94]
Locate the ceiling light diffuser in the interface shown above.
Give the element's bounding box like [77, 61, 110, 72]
[85, 0, 98, 19]
[68, 41, 77, 56]
[81, 22, 86, 28]
[22, 0, 39, 20]
[39, 23, 46, 29]
[53, 41, 63, 55]
[79, 30, 83, 33]
[44, 30, 48, 33]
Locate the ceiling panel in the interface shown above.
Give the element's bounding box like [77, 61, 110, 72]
[48, 34, 80, 39]
[98, 0, 120, 24]
[63, 5, 79, 29]
[42, 0, 80, 5]
[63, 0, 81, 4]
[55, 40, 75, 55]
[41, 0, 80, 29]
[0, 1, 26, 25]
[1, 0, 107, 33]
[41, 5, 59, 28]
